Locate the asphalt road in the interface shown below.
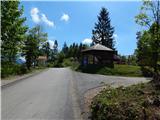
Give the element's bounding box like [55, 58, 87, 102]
[2, 68, 150, 120]
[2, 68, 81, 120]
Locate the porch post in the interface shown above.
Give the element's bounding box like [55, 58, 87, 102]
[93, 55, 95, 64]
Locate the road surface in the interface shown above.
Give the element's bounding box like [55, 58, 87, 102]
[2, 68, 150, 120]
[2, 68, 81, 120]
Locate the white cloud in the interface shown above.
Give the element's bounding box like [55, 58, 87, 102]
[30, 7, 54, 27]
[82, 38, 92, 45]
[41, 14, 54, 27]
[31, 8, 40, 23]
[60, 13, 70, 22]
[48, 40, 55, 49]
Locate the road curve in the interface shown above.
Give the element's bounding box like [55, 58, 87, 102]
[2, 68, 81, 120]
[2, 68, 150, 120]
[72, 71, 150, 119]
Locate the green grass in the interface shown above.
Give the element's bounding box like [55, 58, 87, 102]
[91, 82, 160, 120]
[62, 58, 80, 70]
[78, 64, 142, 77]
[1, 66, 47, 80]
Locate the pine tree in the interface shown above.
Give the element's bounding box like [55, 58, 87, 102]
[62, 42, 68, 56]
[53, 40, 58, 53]
[23, 26, 47, 69]
[42, 42, 50, 60]
[92, 7, 115, 49]
[24, 33, 38, 69]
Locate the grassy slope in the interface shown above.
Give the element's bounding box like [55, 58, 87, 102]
[91, 82, 160, 120]
[62, 58, 80, 70]
[79, 64, 142, 77]
[1, 67, 47, 80]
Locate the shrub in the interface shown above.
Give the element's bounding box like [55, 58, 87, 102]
[91, 102, 140, 120]
[53, 60, 63, 67]
[141, 66, 154, 77]
[90, 83, 160, 120]
[47, 62, 54, 67]
[62, 58, 72, 67]
[1, 62, 28, 78]
[78, 64, 142, 77]
[18, 64, 28, 74]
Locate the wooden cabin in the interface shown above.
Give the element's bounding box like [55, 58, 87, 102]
[37, 56, 47, 66]
[81, 44, 115, 68]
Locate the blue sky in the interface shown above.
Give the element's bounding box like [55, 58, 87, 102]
[21, 1, 143, 55]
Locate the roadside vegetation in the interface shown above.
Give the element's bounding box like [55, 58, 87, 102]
[90, 1, 160, 119]
[52, 42, 87, 68]
[78, 64, 142, 77]
[2, 1, 158, 79]
[1, 0, 160, 119]
[2, 66, 46, 80]
[91, 82, 160, 120]
[1, 1, 57, 78]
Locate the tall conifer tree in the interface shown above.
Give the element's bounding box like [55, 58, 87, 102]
[92, 7, 115, 49]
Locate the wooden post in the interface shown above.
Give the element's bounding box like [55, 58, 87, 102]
[82, 54, 84, 66]
[93, 55, 95, 64]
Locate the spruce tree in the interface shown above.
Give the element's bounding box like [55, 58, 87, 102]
[53, 40, 58, 53]
[92, 7, 115, 49]
[43, 42, 50, 60]
[62, 42, 68, 56]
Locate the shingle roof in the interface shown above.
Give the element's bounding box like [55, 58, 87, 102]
[82, 44, 113, 52]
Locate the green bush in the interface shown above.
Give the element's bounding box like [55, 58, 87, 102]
[141, 66, 154, 77]
[91, 101, 139, 120]
[47, 62, 54, 67]
[1, 62, 28, 78]
[18, 64, 28, 74]
[62, 58, 80, 70]
[53, 57, 80, 69]
[53, 52, 65, 67]
[53, 60, 63, 67]
[78, 64, 142, 77]
[62, 58, 72, 67]
[91, 83, 160, 120]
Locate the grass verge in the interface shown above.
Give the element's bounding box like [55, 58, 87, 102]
[78, 64, 143, 77]
[53, 58, 80, 70]
[1, 66, 47, 80]
[91, 82, 160, 120]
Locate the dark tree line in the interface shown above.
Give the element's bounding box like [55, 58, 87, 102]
[61, 42, 87, 60]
